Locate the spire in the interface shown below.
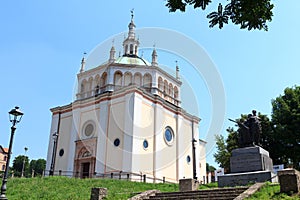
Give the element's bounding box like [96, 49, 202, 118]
[151, 45, 158, 66]
[109, 40, 116, 63]
[176, 61, 180, 80]
[128, 9, 136, 39]
[80, 52, 86, 73]
[123, 9, 139, 56]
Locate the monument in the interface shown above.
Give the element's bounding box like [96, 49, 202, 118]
[218, 110, 275, 187]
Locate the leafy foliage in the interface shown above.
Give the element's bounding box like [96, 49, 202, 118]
[29, 159, 46, 176]
[271, 86, 300, 169]
[12, 156, 46, 177]
[206, 163, 216, 172]
[12, 155, 29, 177]
[165, 0, 274, 31]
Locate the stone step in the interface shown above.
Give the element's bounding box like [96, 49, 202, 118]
[148, 187, 248, 200]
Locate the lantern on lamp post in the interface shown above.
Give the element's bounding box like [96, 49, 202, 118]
[0, 106, 24, 200]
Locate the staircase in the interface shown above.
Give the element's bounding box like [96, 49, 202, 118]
[147, 187, 248, 200]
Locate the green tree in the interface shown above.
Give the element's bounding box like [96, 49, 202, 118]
[12, 155, 29, 177]
[29, 159, 46, 176]
[165, 0, 274, 31]
[271, 86, 300, 169]
[206, 163, 216, 172]
[214, 127, 238, 172]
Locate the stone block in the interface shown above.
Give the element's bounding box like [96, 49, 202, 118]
[90, 187, 107, 200]
[230, 146, 273, 173]
[218, 171, 274, 187]
[179, 179, 199, 192]
[278, 169, 300, 194]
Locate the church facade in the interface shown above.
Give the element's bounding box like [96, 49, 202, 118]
[46, 16, 206, 183]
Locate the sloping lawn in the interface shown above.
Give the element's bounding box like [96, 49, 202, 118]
[6, 176, 178, 200]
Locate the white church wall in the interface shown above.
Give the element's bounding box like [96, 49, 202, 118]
[177, 118, 193, 180]
[105, 98, 126, 172]
[198, 139, 207, 183]
[131, 93, 154, 176]
[155, 107, 177, 182]
[54, 112, 73, 174]
[122, 93, 134, 173]
[95, 100, 110, 174]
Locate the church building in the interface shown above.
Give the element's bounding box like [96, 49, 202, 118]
[46, 15, 206, 183]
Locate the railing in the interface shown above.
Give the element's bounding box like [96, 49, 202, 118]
[43, 170, 175, 184]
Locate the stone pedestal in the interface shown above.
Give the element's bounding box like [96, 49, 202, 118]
[90, 188, 107, 200]
[179, 179, 199, 192]
[278, 169, 300, 193]
[218, 146, 274, 187]
[231, 146, 273, 173]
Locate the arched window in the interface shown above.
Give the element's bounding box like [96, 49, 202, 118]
[114, 71, 123, 86]
[130, 44, 134, 54]
[80, 79, 87, 93]
[143, 73, 152, 88]
[124, 72, 132, 86]
[158, 77, 163, 91]
[3, 156, 7, 161]
[134, 45, 138, 55]
[100, 72, 107, 87]
[174, 86, 179, 99]
[125, 45, 128, 54]
[2, 165, 5, 170]
[169, 83, 173, 97]
[95, 75, 101, 94]
[88, 77, 93, 96]
[134, 73, 142, 86]
[164, 80, 168, 94]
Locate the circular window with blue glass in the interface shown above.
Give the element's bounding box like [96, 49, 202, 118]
[143, 139, 149, 150]
[114, 138, 120, 147]
[186, 155, 191, 164]
[164, 127, 174, 145]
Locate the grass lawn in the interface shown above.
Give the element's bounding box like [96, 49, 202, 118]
[246, 182, 300, 200]
[6, 176, 178, 200]
[5, 177, 300, 200]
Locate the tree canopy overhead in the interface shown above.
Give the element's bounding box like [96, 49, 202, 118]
[165, 0, 274, 31]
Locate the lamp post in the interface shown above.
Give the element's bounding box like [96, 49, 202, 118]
[192, 138, 197, 180]
[49, 132, 58, 176]
[0, 106, 23, 200]
[21, 147, 28, 178]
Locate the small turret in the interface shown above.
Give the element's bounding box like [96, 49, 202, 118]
[176, 61, 180, 80]
[109, 45, 116, 63]
[151, 48, 158, 66]
[80, 53, 86, 73]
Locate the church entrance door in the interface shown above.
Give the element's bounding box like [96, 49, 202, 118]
[82, 162, 90, 178]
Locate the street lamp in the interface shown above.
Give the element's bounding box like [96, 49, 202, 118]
[49, 132, 58, 176]
[192, 138, 197, 180]
[0, 106, 24, 200]
[21, 147, 28, 178]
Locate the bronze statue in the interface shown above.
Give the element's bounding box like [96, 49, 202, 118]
[229, 110, 262, 147]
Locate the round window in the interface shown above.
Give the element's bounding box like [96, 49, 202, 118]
[59, 149, 64, 157]
[85, 123, 94, 137]
[114, 138, 120, 147]
[186, 155, 191, 164]
[164, 127, 174, 145]
[82, 121, 96, 138]
[143, 140, 149, 149]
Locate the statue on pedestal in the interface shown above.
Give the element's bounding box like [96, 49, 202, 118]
[229, 110, 262, 147]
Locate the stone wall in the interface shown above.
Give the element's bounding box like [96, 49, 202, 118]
[278, 169, 300, 194]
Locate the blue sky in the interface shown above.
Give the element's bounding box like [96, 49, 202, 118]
[0, 1, 299, 168]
